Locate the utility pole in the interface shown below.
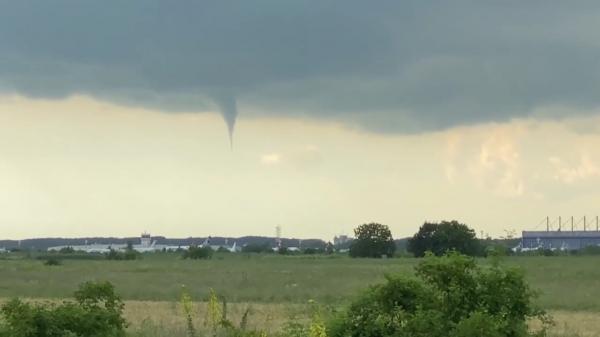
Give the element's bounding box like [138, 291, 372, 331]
[571, 216, 574, 232]
[275, 226, 282, 249]
[558, 216, 562, 232]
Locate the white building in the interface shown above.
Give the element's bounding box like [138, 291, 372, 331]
[47, 233, 238, 253]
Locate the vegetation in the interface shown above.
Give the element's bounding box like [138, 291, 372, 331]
[0, 281, 126, 337]
[330, 252, 549, 337]
[407, 220, 482, 257]
[1, 253, 600, 312]
[44, 257, 62, 266]
[349, 223, 396, 258]
[0, 253, 560, 337]
[107, 249, 140, 261]
[0, 251, 599, 335]
[241, 243, 273, 254]
[183, 246, 214, 260]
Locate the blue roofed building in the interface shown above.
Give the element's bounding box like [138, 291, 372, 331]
[520, 230, 600, 251]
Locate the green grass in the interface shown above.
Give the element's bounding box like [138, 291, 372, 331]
[0, 253, 599, 311]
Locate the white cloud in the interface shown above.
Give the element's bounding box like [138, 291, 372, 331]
[260, 153, 281, 165]
[550, 154, 600, 183]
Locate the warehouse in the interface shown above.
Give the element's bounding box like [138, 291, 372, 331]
[520, 230, 600, 251]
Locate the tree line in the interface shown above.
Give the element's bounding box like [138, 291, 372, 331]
[349, 220, 488, 258]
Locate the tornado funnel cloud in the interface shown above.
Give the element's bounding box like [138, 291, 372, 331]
[215, 95, 238, 148]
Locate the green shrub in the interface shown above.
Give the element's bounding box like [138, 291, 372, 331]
[183, 246, 214, 260]
[241, 243, 273, 253]
[44, 257, 62, 266]
[0, 281, 126, 337]
[578, 245, 600, 255]
[328, 252, 550, 337]
[106, 249, 140, 261]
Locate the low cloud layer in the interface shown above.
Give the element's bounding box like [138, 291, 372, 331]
[2, 1, 600, 133]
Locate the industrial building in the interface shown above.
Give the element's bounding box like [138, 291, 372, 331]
[518, 216, 600, 251]
[520, 231, 600, 250]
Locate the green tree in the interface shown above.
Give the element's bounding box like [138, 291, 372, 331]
[349, 223, 396, 258]
[325, 241, 334, 255]
[407, 220, 482, 257]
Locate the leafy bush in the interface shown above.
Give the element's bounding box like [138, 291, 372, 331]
[0, 281, 126, 337]
[303, 248, 321, 255]
[43, 257, 62, 266]
[484, 243, 512, 257]
[106, 249, 140, 261]
[578, 245, 600, 255]
[328, 252, 550, 337]
[183, 246, 214, 260]
[241, 243, 273, 253]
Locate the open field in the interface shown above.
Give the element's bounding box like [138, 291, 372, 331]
[1, 253, 600, 336]
[2, 254, 600, 310]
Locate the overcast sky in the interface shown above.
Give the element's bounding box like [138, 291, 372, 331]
[2, 2, 600, 239]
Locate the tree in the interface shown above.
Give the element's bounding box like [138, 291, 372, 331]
[407, 220, 482, 257]
[349, 223, 396, 258]
[325, 241, 334, 255]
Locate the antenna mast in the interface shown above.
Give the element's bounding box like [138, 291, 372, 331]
[275, 226, 282, 248]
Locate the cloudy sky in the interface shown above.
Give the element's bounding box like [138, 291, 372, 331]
[2, 1, 600, 239]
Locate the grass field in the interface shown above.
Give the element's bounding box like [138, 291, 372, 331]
[1, 253, 600, 336]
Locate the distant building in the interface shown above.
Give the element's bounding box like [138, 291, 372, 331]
[200, 237, 240, 252]
[47, 233, 198, 253]
[333, 235, 350, 246]
[0, 247, 7, 253]
[519, 230, 600, 251]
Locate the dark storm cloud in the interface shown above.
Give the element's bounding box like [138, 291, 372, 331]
[1, 1, 600, 133]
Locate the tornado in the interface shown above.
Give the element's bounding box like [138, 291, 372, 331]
[215, 95, 238, 148]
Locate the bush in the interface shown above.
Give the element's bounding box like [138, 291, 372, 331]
[0, 281, 126, 337]
[578, 245, 600, 255]
[183, 246, 213, 260]
[44, 257, 62, 266]
[106, 249, 140, 261]
[328, 252, 550, 337]
[303, 248, 321, 255]
[485, 243, 511, 257]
